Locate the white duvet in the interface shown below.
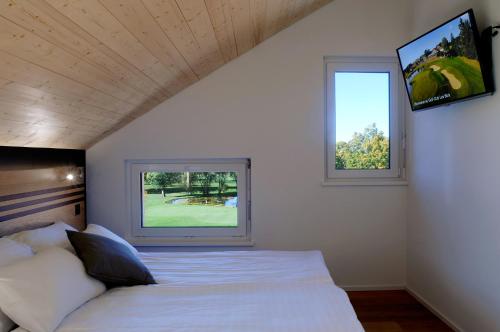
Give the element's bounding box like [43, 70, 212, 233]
[17, 251, 364, 332]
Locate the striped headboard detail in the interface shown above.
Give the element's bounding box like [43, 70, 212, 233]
[0, 147, 86, 236]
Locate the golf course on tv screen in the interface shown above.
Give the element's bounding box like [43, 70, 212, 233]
[398, 11, 487, 111]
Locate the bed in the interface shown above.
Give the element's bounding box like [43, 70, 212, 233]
[14, 250, 363, 332]
[0, 154, 362, 332]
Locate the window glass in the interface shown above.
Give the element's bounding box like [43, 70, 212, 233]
[142, 171, 238, 228]
[335, 72, 390, 170]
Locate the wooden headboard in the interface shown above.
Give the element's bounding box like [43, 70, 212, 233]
[0, 147, 86, 236]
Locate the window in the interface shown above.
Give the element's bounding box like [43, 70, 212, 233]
[128, 159, 251, 245]
[325, 56, 405, 181]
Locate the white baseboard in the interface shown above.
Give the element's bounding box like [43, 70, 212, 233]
[406, 287, 463, 332]
[339, 284, 406, 291]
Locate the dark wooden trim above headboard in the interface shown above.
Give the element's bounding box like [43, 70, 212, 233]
[0, 146, 85, 170]
[0, 184, 85, 203]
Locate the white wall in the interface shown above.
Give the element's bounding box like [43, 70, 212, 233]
[86, 0, 411, 288]
[407, 1, 500, 330]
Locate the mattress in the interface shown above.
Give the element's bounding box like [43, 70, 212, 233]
[48, 251, 362, 332]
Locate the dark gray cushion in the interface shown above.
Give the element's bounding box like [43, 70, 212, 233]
[66, 230, 156, 288]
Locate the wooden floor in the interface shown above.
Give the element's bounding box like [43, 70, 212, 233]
[347, 290, 453, 332]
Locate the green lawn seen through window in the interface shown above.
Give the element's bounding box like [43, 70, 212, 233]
[142, 171, 238, 228]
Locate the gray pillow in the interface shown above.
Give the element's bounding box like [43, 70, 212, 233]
[66, 231, 156, 288]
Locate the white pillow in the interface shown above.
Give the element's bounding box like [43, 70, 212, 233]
[0, 247, 106, 332]
[0, 238, 34, 332]
[8, 222, 76, 253]
[0, 238, 33, 267]
[84, 224, 138, 255]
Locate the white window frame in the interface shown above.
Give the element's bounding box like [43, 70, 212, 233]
[126, 158, 251, 246]
[325, 56, 406, 182]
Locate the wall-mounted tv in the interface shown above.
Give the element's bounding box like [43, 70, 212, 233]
[397, 9, 493, 111]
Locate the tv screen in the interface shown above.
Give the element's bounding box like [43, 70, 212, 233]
[397, 9, 491, 111]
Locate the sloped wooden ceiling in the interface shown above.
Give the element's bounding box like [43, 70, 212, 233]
[0, 0, 331, 149]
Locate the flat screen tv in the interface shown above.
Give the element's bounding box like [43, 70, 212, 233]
[397, 9, 493, 111]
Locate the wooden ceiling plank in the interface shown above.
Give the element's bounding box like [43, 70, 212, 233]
[0, 118, 66, 135]
[278, 0, 297, 32]
[0, 111, 113, 135]
[262, 0, 288, 40]
[45, 0, 181, 97]
[0, 98, 110, 128]
[143, 0, 221, 77]
[0, 84, 130, 131]
[202, 0, 237, 63]
[0, 95, 120, 129]
[0, 77, 133, 121]
[0, 50, 135, 114]
[0, 104, 113, 134]
[0, 82, 125, 121]
[228, 0, 255, 55]
[0, 16, 152, 106]
[1, 0, 169, 103]
[98, 0, 198, 94]
[286, 0, 310, 23]
[310, 0, 332, 11]
[0, 118, 105, 141]
[0, 106, 43, 125]
[33, 118, 108, 133]
[175, 0, 225, 68]
[0, 78, 11, 88]
[2, 125, 95, 149]
[286, 0, 324, 26]
[249, 0, 267, 45]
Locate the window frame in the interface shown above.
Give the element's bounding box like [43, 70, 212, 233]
[324, 56, 406, 181]
[126, 158, 251, 246]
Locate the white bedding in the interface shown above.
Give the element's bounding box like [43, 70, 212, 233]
[51, 251, 363, 332]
